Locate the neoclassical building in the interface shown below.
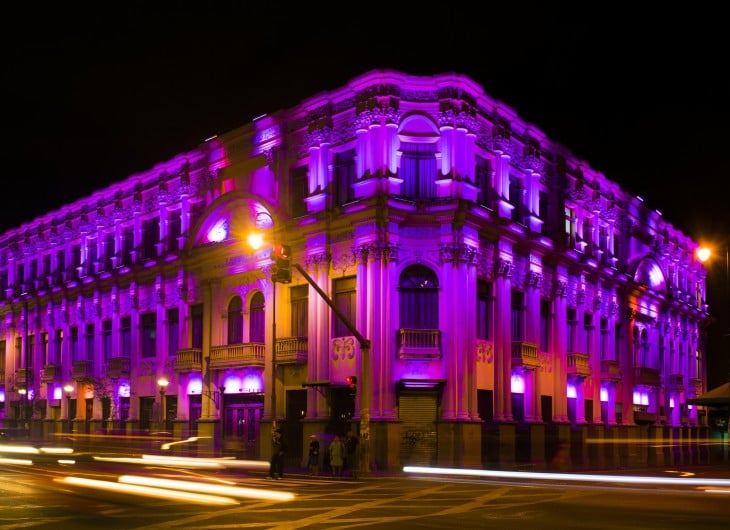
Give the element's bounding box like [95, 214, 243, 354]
[0, 70, 712, 471]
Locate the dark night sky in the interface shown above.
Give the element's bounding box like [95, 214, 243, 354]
[3, 5, 728, 387]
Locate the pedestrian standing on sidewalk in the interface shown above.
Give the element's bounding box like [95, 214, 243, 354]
[268, 428, 287, 480]
[344, 430, 360, 479]
[329, 434, 344, 478]
[307, 434, 321, 476]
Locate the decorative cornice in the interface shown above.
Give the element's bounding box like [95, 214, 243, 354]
[553, 280, 567, 298]
[526, 271, 542, 289]
[439, 243, 478, 265]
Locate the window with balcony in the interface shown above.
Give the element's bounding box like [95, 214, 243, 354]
[334, 276, 357, 338]
[228, 296, 243, 344]
[290, 284, 308, 337]
[600, 317, 608, 360]
[566, 307, 576, 353]
[249, 292, 265, 343]
[85, 237, 97, 276]
[141, 312, 156, 358]
[509, 175, 524, 224]
[121, 226, 133, 266]
[191, 304, 203, 349]
[511, 290, 525, 342]
[399, 265, 438, 329]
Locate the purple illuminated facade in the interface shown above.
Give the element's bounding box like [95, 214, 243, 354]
[0, 70, 713, 470]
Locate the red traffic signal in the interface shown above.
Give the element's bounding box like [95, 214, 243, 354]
[346, 375, 357, 397]
[271, 244, 292, 283]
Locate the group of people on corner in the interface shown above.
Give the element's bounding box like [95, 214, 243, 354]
[270, 428, 360, 480]
[309, 430, 360, 479]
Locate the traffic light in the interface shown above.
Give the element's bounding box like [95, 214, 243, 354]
[271, 244, 291, 283]
[346, 375, 358, 398]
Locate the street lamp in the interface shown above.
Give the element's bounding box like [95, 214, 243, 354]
[18, 387, 27, 433]
[697, 243, 730, 454]
[63, 384, 74, 431]
[158, 377, 169, 429]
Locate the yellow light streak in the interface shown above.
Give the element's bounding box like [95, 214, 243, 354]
[119, 475, 296, 502]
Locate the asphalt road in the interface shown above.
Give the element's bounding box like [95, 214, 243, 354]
[1, 454, 728, 530]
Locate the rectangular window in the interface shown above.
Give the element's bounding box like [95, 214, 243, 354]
[290, 284, 308, 337]
[85, 323, 94, 361]
[191, 304, 203, 349]
[121, 317, 131, 357]
[28, 333, 35, 364]
[142, 216, 160, 261]
[54, 330, 63, 365]
[333, 276, 356, 338]
[510, 290, 524, 341]
[42, 331, 49, 364]
[15, 336, 22, 366]
[70, 326, 79, 362]
[540, 298, 550, 352]
[0, 340, 5, 371]
[103, 320, 113, 359]
[333, 149, 356, 206]
[167, 210, 182, 251]
[567, 308, 577, 353]
[476, 280, 492, 340]
[70, 244, 81, 281]
[584, 313, 593, 355]
[509, 175, 523, 224]
[475, 156, 492, 206]
[401, 142, 437, 198]
[290, 165, 308, 217]
[167, 308, 179, 356]
[121, 226, 134, 266]
[85, 237, 97, 276]
[538, 190, 549, 235]
[141, 312, 156, 358]
[103, 232, 115, 271]
[600, 317, 608, 360]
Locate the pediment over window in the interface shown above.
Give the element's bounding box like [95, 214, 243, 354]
[191, 194, 275, 249]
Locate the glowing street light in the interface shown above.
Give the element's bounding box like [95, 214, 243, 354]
[158, 377, 169, 427]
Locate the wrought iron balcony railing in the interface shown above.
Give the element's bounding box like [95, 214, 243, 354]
[567, 352, 591, 377]
[210, 343, 265, 368]
[511, 341, 540, 369]
[276, 337, 308, 365]
[175, 348, 202, 372]
[397, 328, 441, 359]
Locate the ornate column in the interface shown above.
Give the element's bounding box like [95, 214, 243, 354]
[493, 249, 513, 422]
[524, 267, 542, 423]
[304, 250, 332, 419]
[552, 272, 570, 423]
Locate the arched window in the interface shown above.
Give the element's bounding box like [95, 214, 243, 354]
[249, 292, 266, 343]
[399, 265, 439, 329]
[227, 296, 243, 344]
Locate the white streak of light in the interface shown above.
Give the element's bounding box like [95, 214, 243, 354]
[40, 446, 74, 454]
[0, 457, 33, 465]
[55, 476, 238, 505]
[0, 445, 40, 454]
[119, 475, 296, 502]
[403, 466, 730, 487]
[141, 454, 270, 470]
[57, 459, 76, 465]
[93, 455, 224, 469]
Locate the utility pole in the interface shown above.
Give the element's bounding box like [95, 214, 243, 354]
[292, 263, 372, 475]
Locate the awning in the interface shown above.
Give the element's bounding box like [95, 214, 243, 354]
[687, 382, 730, 408]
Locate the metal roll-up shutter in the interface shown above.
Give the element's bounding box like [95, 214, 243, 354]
[399, 391, 438, 466]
